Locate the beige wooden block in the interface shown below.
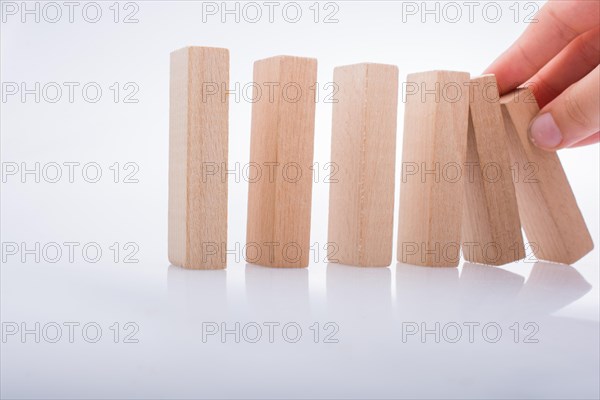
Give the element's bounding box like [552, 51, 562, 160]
[461, 75, 525, 265]
[327, 63, 399, 267]
[500, 88, 593, 264]
[168, 46, 229, 269]
[245, 56, 317, 268]
[397, 70, 470, 267]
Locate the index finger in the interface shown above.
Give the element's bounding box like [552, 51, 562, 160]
[484, 0, 600, 95]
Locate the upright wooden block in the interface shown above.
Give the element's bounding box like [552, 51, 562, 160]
[168, 47, 229, 269]
[397, 71, 470, 267]
[328, 63, 399, 267]
[500, 88, 593, 264]
[461, 75, 525, 265]
[246, 56, 317, 268]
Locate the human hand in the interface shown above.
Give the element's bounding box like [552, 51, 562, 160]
[485, 0, 599, 150]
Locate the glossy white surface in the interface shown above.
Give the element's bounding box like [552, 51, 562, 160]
[2, 257, 599, 399]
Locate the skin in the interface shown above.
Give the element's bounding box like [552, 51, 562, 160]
[484, 0, 600, 150]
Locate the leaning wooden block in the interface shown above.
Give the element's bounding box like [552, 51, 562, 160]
[397, 70, 470, 267]
[500, 88, 593, 264]
[461, 75, 525, 265]
[246, 56, 317, 268]
[328, 63, 399, 267]
[168, 46, 229, 269]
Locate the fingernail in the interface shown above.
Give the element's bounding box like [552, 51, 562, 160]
[529, 113, 563, 149]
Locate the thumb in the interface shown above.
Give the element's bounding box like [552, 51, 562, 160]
[528, 66, 600, 150]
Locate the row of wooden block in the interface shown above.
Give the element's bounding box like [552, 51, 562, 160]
[168, 46, 593, 269]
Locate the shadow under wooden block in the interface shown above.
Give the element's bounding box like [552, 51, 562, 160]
[168, 46, 229, 269]
[326, 263, 392, 330]
[395, 262, 460, 319]
[515, 262, 592, 316]
[167, 264, 227, 316]
[245, 55, 317, 268]
[328, 63, 399, 267]
[397, 70, 471, 267]
[500, 88, 593, 265]
[459, 262, 524, 317]
[244, 263, 309, 319]
[462, 75, 525, 266]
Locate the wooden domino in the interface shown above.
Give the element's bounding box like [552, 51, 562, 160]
[500, 88, 593, 264]
[166, 46, 593, 271]
[461, 75, 525, 265]
[246, 56, 317, 268]
[328, 63, 399, 267]
[397, 70, 470, 267]
[168, 46, 229, 269]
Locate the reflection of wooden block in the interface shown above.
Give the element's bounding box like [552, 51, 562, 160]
[500, 88, 593, 264]
[168, 47, 229, 270]
[246, 56, 317, 268]
[462, 75, 525, 266]
[397, 71, 470, 267]
[328, 63, 399, 267]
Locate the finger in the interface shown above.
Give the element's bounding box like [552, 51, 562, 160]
[484, 0, 600, 94]
[526, 27, 600, 108]
[568, 132, 600, 148]
[528, 66, 600, 150]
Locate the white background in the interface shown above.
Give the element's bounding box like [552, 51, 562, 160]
[1, 1, 599, 399]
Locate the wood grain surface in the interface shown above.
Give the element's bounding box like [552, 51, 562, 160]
[246, 56, 317, 268]
[328, 63, 399, 267]
[397, 70, 470, 267]
[500, 88, 593, 264]
[168, 46, 229, 269]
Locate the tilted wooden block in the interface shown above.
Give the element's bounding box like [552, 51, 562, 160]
[246, 56, 317, 268]
[397, 70, 470, 267]
[500, 88, 593, 264]
[461, 75, 525, 265]
[328, 63, 399, 267]
[168, 47, 229, 269]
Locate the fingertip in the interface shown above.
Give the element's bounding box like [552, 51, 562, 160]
[480, 67, 513, 96]
[528, 113, 564, 150]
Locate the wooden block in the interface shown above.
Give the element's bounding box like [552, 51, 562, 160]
[397, 70, 470, 267]
[327, 63, 399, 267]
[500, 88, 593, 264]
[246, 56, 317, 268]
[168, 47, 229, 269]
[461, 75, 525, 265]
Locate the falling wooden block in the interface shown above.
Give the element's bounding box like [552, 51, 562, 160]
[246, 56, 317, 268]
[168, 46, 229, 269]
[397, 70, 470, 267]
[327, 63, 399, 267]
[500, 88, 593, 264]
[461, 75, 525, 266]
